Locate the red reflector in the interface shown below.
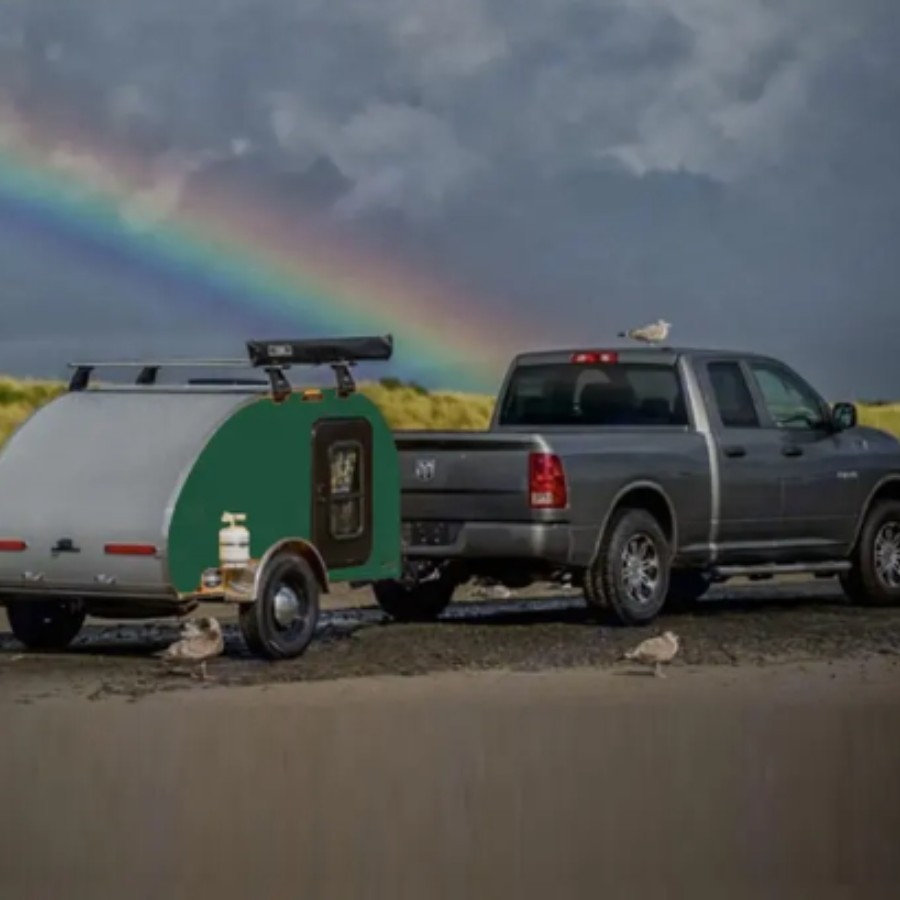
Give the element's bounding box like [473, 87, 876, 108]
[0, 539, 27, 552]
[571, 351, 618, 364]
[104, 543, 158, 557]
[529, 452, 568, 509]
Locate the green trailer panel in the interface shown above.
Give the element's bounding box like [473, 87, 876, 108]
[167, 389, 401, 594]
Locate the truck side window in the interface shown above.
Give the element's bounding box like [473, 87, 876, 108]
[328, 441, 364, 539]
[707, 362, 760, 428]
[748, 363, 827, 431]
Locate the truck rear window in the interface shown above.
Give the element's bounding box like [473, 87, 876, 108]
[497, 363, 689, 427]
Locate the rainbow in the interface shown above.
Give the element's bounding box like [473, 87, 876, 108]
[0, 96, 536, 391]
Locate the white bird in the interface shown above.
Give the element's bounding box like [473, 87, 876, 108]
[623, 630, 680, 677]
[159, 616, 224, 681]
[618, 319, 671, 344]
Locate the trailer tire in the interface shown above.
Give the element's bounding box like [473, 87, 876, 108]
[5, 599, 86, 651]
[239, 554, 320, 660]
[840, 499, 900, 607]
[373, 577, 455, 622]
[595, 508, 670, 626]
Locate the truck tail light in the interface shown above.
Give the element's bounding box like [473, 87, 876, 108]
[104, 543, 158, 557]
[0, 539, 27, 552]
[529, 452, 568, 509]
[571, 351, 618, 364]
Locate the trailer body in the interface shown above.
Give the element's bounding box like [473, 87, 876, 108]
[0, 335, 401, 658]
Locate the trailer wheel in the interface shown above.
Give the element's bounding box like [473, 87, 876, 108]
[239, 554, 320, 660]
[840, 499, 900, 607]
[594, 508, 671, 626]
[372, 576, 455, 622]
[5, 599, 86, 651]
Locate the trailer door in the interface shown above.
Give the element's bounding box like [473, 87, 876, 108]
[311, 418, 374, 569]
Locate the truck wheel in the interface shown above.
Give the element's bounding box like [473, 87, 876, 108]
[373, 577, 455, 622]
[239, 554, 320, 660]
[5, 599, 86, 651]
[595, 508, 671, 626]
[840, 500, 900, 607]
[665, 571, 712, 611]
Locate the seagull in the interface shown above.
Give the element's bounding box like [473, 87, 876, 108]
[623, 630, 680, 677]
[159, 616, 224, 681]
[618, 319, 671, 344]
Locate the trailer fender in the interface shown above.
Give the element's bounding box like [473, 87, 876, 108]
[253, 538, 330, 597]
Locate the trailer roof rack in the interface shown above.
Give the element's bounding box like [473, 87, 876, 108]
[67, 334, 394, 399]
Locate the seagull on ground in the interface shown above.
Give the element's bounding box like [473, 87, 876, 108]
[159, 616, 224, 681]
[622, 630, 680, 677]
[618, 319, 671, 344]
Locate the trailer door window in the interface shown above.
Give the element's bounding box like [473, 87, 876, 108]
[329, 441, 364, 539]
[311, 418, 374, 569]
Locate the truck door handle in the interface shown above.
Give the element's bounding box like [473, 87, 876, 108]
[723, 445, 746, 458]
[782, 445, 803, 457]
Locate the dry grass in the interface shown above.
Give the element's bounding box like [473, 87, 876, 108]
[0, 375, 495, 447]
[856, 404, 900, 436]
[0, 374, 898, 449]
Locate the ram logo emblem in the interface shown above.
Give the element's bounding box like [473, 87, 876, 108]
[414, 458, 437, 482]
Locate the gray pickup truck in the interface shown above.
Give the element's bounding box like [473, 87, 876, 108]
[373, 346, 900, 626]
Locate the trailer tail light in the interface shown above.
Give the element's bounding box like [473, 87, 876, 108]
[0, 539, 27, 552]
[571, 351, 618, 364]
[529, 452, 568, 509]
[104, 543, 158, 557]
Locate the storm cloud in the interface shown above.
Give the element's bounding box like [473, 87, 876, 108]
[1, 0, 899, 394]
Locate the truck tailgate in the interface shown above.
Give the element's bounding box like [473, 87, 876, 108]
[394, 431, 552, 530]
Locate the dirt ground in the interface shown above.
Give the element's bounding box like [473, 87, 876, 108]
[2, 577, 900, 703]
[2, 578, 900, 897]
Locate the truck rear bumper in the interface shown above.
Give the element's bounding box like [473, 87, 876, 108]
[403, 521, 573, 565]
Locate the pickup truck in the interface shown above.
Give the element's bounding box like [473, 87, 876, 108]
[372, 346, 900, 626]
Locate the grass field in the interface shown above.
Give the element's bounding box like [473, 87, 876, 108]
[1, 374, 899, 448]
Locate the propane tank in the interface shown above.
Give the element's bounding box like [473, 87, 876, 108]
[219, 512, 250, 569]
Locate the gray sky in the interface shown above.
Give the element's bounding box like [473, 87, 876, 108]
[1, 0, 899, 397]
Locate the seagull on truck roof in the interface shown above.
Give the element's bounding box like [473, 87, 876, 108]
[618, 319, 671, 344]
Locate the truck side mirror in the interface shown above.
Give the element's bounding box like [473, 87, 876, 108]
[831, 402, 857, 432]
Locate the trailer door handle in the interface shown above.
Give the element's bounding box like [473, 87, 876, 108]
[722, 445, 746, 458]
[782, 445, 803, 457]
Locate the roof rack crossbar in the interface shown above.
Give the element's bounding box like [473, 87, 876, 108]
[66, 334, 392, 396]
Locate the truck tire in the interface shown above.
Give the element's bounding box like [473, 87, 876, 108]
[840, 499, 900, 607]
[594, 508, 671, 626]
[239, 553, 320, 660]
[665, 571, 712, 611]
[5, 599, 86, 651]
[581, 567, 608, 611]
[373, 577, 455, 622]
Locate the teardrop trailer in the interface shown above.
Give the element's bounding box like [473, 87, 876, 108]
[0, 336, 401, 659]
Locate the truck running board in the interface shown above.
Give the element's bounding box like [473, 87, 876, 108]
[710, 561, 852, 581]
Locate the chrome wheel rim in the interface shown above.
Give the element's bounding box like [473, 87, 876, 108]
[874, 522, 900, 589]
[272, 583, 304, 630]
[620, 533, 661, 605]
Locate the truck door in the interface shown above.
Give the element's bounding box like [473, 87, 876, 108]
[744, 359, 860, 552]
[311, 418, 374, 569]
[697, 359, 785, 561]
